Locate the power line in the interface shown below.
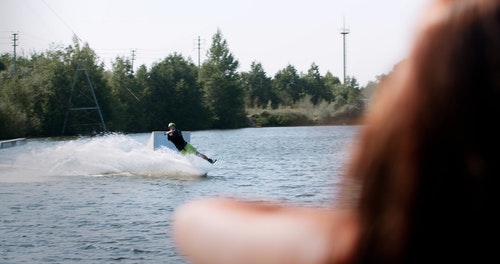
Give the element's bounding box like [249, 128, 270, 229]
[41, 0, 82, 43]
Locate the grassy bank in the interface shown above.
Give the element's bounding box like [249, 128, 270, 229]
[246, 98, 364, 127]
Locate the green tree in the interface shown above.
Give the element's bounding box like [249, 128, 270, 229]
[0, 56, 31, 138]
[134, 64, 161, 131]
[199, 29, 247, 128]
[325, 76, 365, 122]
[0, 51, 61, 138]
[323, 71, 342, 101]
[26, 51, 66, 136]
[240, 61, 276, 108]
[146, 53, 209, 130]
[107, 56, 144, 132]
[61, 39, 112, 135]
[272, 64, 303, 105]
[344, 76, 361, 104]
[32, 47, 80, 137]
[302, 63, 332, 105]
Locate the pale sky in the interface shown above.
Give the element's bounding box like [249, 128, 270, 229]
[0, 0, 429, 86]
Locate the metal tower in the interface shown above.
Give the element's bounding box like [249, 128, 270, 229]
[340, 19, 350, 84]
[62, 61, 107, 135]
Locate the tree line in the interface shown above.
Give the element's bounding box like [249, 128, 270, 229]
[0, 30, 380, 140]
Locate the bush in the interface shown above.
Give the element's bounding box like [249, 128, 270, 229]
[253, 110, 313, 127]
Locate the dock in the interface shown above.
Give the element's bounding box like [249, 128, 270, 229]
[0, 138, 27, 149]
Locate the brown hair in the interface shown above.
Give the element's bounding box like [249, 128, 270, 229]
[347, 0, 500, 262]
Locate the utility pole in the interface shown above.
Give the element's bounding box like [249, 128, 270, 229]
[198, 36, 201, 68]
[130, 49, 136, 73]
[195, 36, 204, 68]
[12, 33, 18, 76]
[340, 18, 349, 84]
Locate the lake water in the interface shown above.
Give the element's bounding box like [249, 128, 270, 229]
[0, 126, 360, 264]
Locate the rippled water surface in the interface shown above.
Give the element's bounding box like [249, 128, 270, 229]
[1, 126, 360, 263]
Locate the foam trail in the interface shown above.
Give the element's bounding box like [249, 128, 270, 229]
[0, 133, 209, 182]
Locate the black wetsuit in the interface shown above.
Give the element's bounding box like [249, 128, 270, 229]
[167, 130, 187, 151]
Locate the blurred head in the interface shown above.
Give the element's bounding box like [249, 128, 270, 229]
[168, 122, 176, 129]
[348, 0, 500, 262]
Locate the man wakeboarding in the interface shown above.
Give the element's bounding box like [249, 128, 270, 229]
[165, 122, 216, 164]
